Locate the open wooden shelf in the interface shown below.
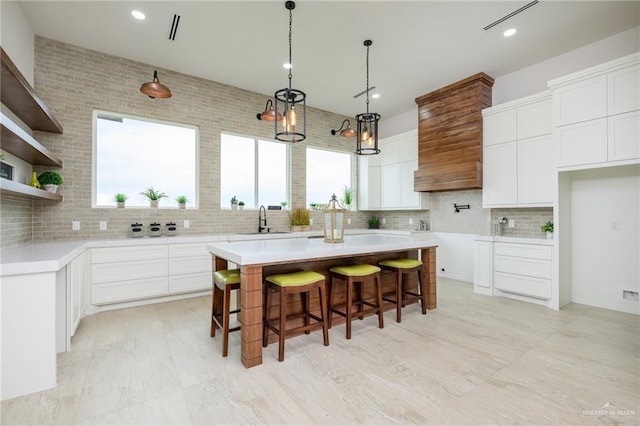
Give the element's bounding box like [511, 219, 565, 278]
[1, 47, 63, 134]
[1, 112, 63, 167]
[0, 178, 63, 201]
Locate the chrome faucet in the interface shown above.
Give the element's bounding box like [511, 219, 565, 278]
[258, 205, 268, 233]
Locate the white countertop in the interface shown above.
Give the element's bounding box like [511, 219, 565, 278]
[474, 235, 554, 246]
[207, 234, 438, 265]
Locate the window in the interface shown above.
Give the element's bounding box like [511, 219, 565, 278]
[93, 111, 198, 208]
[306, 147, 352, 208]
[220, 133, 288, 209]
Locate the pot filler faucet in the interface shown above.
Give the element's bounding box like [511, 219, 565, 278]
[258, 205, 268, 233]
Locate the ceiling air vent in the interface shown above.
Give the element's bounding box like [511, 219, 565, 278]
[483, 0, 539, 31]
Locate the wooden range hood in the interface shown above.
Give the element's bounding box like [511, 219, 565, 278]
[414, 72, 494, 192]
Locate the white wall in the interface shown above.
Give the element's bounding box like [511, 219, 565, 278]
[0, 1, 35, 85]
[567, 165, 639, 315]
[382, 26, 640, 134]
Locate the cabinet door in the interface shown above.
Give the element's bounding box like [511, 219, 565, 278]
[400, 160, 419, 208]
[358, 156, 381, 210]
[381, 164, 402, 208]
[517, 98, 552, 139]
[483, 109, 517, 146]
[608, 64, 640, 115]
[608, 111, 640, 162]
[518, 135, 553, 205]
[555, 118, 607, 167]
[473, 241, 493, 295]
[553, 75, 607, 126]
[482, 142, 517, 206]
[68, 251, 88, 337]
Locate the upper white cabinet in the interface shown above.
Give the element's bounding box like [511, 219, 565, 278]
[549, 52, 639, 169]
[359, 129, 430, 210]
[482, 91, 553, 208]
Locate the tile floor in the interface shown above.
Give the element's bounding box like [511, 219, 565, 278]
[1, 278, 638, 425]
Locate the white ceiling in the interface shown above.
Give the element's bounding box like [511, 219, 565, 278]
[18, 1, 640, 118]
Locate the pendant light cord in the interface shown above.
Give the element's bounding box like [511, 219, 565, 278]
[288, 7, 293, 90]
[365, 43, 370, 114]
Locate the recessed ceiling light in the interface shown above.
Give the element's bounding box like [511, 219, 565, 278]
[503, 28, 517, 37]
[283, 63, 292, 69]
[372, 93, 380, 99]
[131, 10, 146, 20]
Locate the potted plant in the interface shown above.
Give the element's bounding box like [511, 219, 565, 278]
[37, 171, 63, 193]
[238, 201, 245, 210]
[113, 193, 128, 208]
[290, 207, 311, 232]
[175, 195, 188, 209]
[140, 187, 168, 208]
[280, 201, 288, 209]
[541, 221, 554, 239]
[230, 195, 238, 210]
[341, 185, 353, 210]
[368, 217, 380, 229]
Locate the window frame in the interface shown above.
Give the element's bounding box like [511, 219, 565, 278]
[92, 110, 200, 209]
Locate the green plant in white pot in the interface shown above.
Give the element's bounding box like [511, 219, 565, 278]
[175, 195, 188, 209]
[341, 185, 353, 210]
[140, 187, 168, 208]
[541, 221, 554, 239]
[38, 171, 63, 193]
[238, 201, 245, 210]
[230, 195, 238, 210]
[113, 193, 128, 208]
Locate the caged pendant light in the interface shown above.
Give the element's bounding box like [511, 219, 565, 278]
[355, 40, 380, 155]
[140, 70, 172, 99]
[257, 1, 307, 143]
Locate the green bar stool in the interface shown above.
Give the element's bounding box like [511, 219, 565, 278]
[263, 270, 329, 362]
[210, 269, 241, 357]
[379, 258, 426, 323]
[329, 264, 384, 339]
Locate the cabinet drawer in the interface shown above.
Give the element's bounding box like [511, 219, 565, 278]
[555, 118, 607, 167]
[494, 255, 551, 279]
[169, 272, 212, 294]
[91, 245, 168, 264]
[494, 272, 551, 300]
[169, 243, 210, 258]
[91, 277, 169, 305]
[494, 243, 551, 260]
[169, 255, 212, 276]
[91, 258, 167, 284]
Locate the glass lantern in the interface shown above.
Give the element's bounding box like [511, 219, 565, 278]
[322, 194, 347, 243]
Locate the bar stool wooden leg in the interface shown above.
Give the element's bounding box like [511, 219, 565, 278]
[318, 283, 329, 346]
[263, 285, 272, 348]
[375, 272, 384, 329]
[346, 276, 353, 339]
[395, 268, 403, 323]
[278, 287, 287, 362]
[303, 291, 310, 334]
[418, 268, 427, 314]
[222, 286, 231, 357]
[210, 284, 223, 337]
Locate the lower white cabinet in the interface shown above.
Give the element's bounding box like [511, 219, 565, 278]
[474, 239, 553, 302]
[90, 243, 213, 305]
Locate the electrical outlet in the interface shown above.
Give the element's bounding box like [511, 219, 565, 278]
[99, 221, 107, 231]
[310, 218, 314, 225]
[409, 218, 413, 225]
[347, 218, 351, 225]
[610, 221, 620, 231]
[382, 218, 386, 225]
[623, 290, 638, 302]
[508, 220, 515, 228]
[183, 220, 190, 228]
[72, 221, 80, 231]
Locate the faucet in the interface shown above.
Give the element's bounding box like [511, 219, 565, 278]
[258, 205, 268, 233]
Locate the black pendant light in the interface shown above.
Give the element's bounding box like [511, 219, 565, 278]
[258, 1, 306, 143]
[330, 119, 357, 138]
[140, 70, 172, 99]
[355, 40, 380, 155]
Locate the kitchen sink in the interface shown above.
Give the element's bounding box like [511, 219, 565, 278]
[236, 231, 291, 235]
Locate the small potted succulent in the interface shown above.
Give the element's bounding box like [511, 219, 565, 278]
[290, 207, 311, 232]
[541, 221, 554, 239]
[230, 195, 238, 210]
[238, 201, 245, 210]
[368, 217, 380, 229]
[113, 193, 128, 208]
[140, 187, 168, 208]
[37, 171, 63, 193]
[175, 195, 188, 209]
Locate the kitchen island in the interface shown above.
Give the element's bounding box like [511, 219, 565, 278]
[207, 233, 438, 368]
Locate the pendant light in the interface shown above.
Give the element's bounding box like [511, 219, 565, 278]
[330, 119, 357, 138]
[355, 40, 380, 155]
[258, 1, 306, 142]
[140, 70, 172, 99]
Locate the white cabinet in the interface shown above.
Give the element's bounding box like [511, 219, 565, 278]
[473, 241, 493, 296]
[168, 243, 212, 294]
[90, 245, 169, 305]
[360, 129, 430, 210]
[482, 92, 553, 207]
[67, 251, 88, 338]
[549, 53, 639, 170]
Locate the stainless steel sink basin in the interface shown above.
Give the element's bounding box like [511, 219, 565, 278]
[236, 231, 291, 235]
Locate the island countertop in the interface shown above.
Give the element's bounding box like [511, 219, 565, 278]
[207, 233, 439, 266]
